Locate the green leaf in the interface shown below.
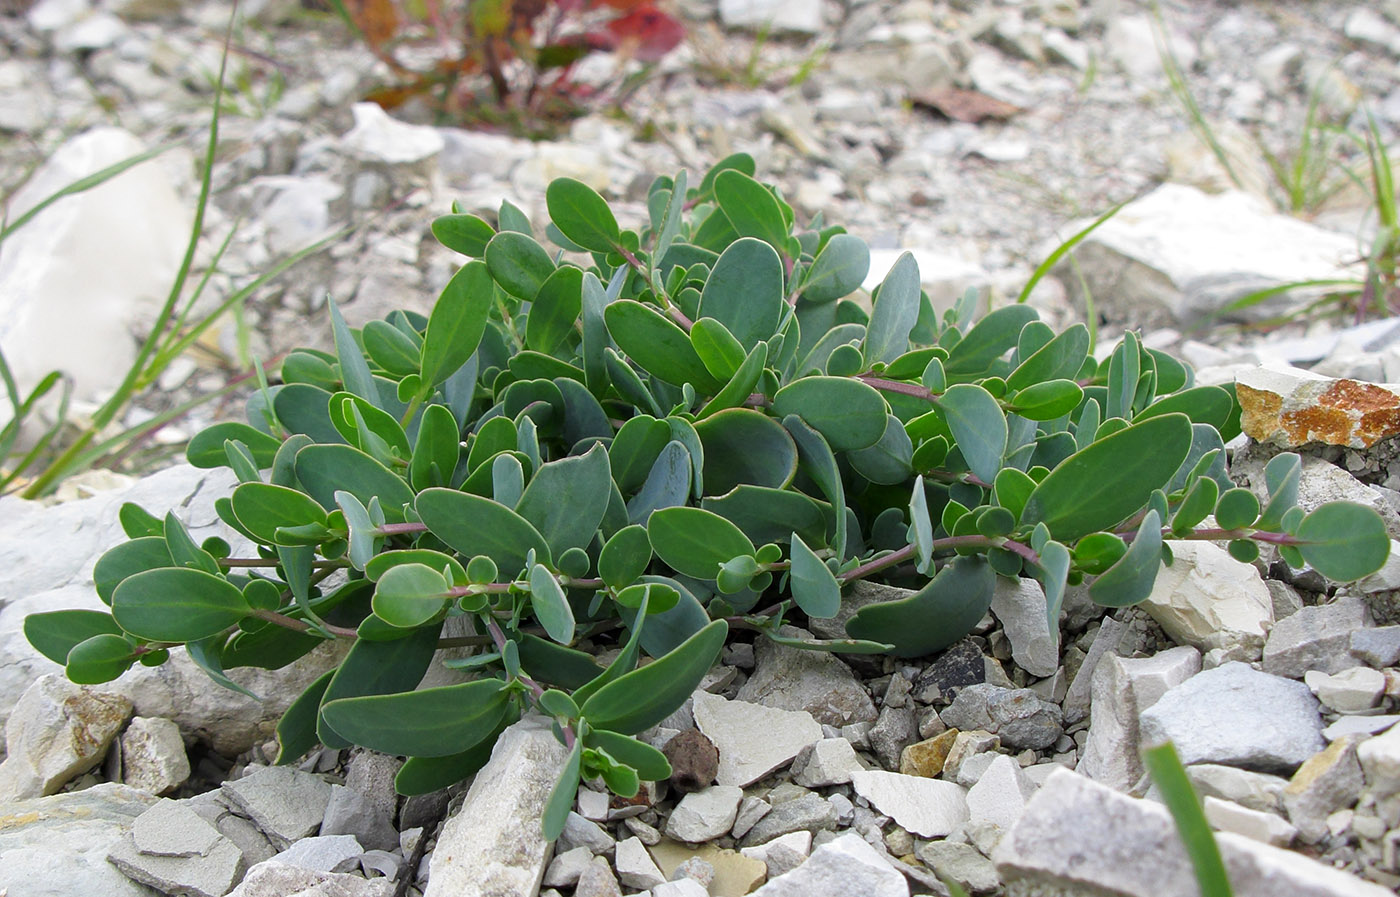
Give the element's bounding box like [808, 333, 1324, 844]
[417, 487, 552, 575]
[994, 468, 1036, 521]
[694, 408, 797, 494]
[698, 237, 785, 349]
[865, 252, 921, 365]
[605, 300, 722, 392]
[1036, 540, 1072, 634]
[112, 568, 251, 642]
[1107, 331, 1141, 421]
[421, 260, 493, 389]
[484, 231, 556, 300]
[1089, 510, 1164, 607]
[772, 376, 887, 452]
[24, 610, 124, 665]
[789, 532, 840, 618]
[321, 679, 510, 757]
[94, 537, 175, 604]
[394, 707, 519, 795]
[600, 525, 653, 590]
[667, 417, 706, 501]
[275, 669, 334, 763]
[525, 266, 585, 357]
[609, 415, 671, 492]
[761, 630, 894, 653]
[1142, 742, 1235, 897]
[1297, 502, 1391, 581]
[1006, 323, 1090, 391]
[366, 550, 468, 585]
[329, 392, 411, 460]
[1137, 386, 1233, 431]
[295, 444, 415, 519]
[626, 440, 691, 525]
[944, 305, 1039, 378]
[66, 634, 138, 685]
[543, 740, 583, 841]
[782, 415, 847, 559]
[580, 619, 729, 734]
[1021, 413, 1192, 541]
[1172, 477, 1219, 536]
[431, 213, 495, 257]
[273, 384, 342, 444]
[714, 169, 789, 249]
[846, 556, 995, 657]
[586, 729, 671, 781]
[229, 483, 328, 546]
[410, 403, 461, 492]
[698, 342, 768, 418]
[648, 507, 756, 580]
[910, 476, 935, 574]
[164, 511, 219, 574]
[515, 443, 612, 558]
[546, 177, 621, 252]
[186, 635, 259, 700]
[1258, 452, 1301, 531]
[328, 299, 377, 402]
[529, 563, 576, 644]
[939, 383, 1007, 484]
[690, 317, 748, 381]
[187, 422, 281, 469]
[615, 582, 680, 613]
[702, 485, 828, 548]
[318, 622, 441, 748]
[373, 563, 451, 629]
[801, 233, 870, 304]
[1214, 488, 1260, 531]
[362, 320, 422, 377]
[1009, 379, 1084, 422]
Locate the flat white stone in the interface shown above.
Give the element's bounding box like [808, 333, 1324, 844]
[666, 786, 743, 843]
[130, 798, 222, 858]
[119, 717, 190, 796]
[693, 692, 822, 787]
[850, 770, 969, 838]
[221, 766, 332, 849]
[0, 674, 132, 800]
[749, 833, 908, 897]
[340, 102, 444, 165]
[966, 755, 1036, 835]
[990, 577, 1058, 677]
[1140, 542, 1272, 658]
[1305, 667, 1385, 714]
[1323, 715, 1400, 741]
[270, 834, 363, 873]
[1079, 646, 1201, 792]
[1203, 797, 1297, 847]
[614, 837, 665, 890]
[718, 0, 822, 34]
[793, 738, 864, 788]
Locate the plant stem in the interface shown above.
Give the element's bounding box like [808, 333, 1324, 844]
[251, 607, 359, 639]
[857, 375, 938, 402]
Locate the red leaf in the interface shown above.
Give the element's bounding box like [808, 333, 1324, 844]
[601, 5, 685, 63]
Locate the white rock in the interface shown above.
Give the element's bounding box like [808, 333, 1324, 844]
[1186, 765, 1287, 814]
[666, 786, 743, 843]
[253, 175, 343, 248]
[1139, 541, 1272, 658]
[1343, 8, 1400, 55]
[1203, 797, 1297, 846]
[693, 692, 822, 787]
[989, 576, 1058, 677]
[741, 830, 812, 868]
[1262, 596, 1371, 679]
[792, 738, 865, 788]
[129, 798, 222, 858]
[1305, 667, 1385, 714]
[736, 626, 877, 726]
[0, 783, 158, 897]
[220, 766, 333, 849]
[1358, 723, 1400, 797]
[850, 770, 969, 838]
[1323, 715, 1400, 741]
[576, 788, 609, 822]
[0, 674, 133, 800]
[119, 717, 189, 796]
[966, 754, 1036, 838]
[0, 128, 192, 432]
[718, 0, 822, 34]
[1056, 184, 1359, 326]
[424, 716, 570, 897]
[749, 832, 908, 897]
[1103, 15, 1196, 83]
[614, 837, 665, 890]
[995, 768, 1391, 897]
[652, 880, 709, 897]
[542, 846, 594, 888]
[340, 103, 444, 166]
[1079, 646, 1201, 792]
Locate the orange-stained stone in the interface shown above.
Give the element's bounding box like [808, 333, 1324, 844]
[1236, 365, 1400, 449]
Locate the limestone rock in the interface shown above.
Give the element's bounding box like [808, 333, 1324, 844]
[994, 768, 1391, 897]
[1186, 765, 1288, 814]
[0, 783, 159, 897]
[850, 770, 969, 838]
[220, 766, 333, 849]
[118, 717, 189, 796]
[940, 684, 1063, 751]
[615, 837, 665, 890]
[1202, 797, 1297, 847]
[916, 840, 999, 894]
[1358, 723, 1400, 797]
[0, 674, 132, 799]
[965, 754, 1036, 838]
[270, 834, 363, 873]
[1236, 365, 1400, 449]
[692, 692, 822, 787]
[792, 738, 864, 788]
[749, 833, 908, 897]
[129, 799, 222, 858]
[738, 790, 838, 847]
[1056, 184, 1358, 327]
[1305, 667, 1385, 713]
[899, 729, 959, 778]
[1138, 663, 1324, 774]
[107, 828, 245, 897]
[1283, 737, 1364, 843]
[1263, 596, 1371, 679]
[666, 786, 743, 844]
[1138, 541, 1272, 658]
[718, 0, 822, 34]
[735, 626, 877, 726]
[0, 128, 192, 430]
[989, 576, 1058, 677]
[1078, 646, 1201, 792]
[225, 860, 394, 897]
[339, 102, 444, 166]
[424, 716, 570, 897]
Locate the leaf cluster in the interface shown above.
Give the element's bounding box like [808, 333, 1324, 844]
[26, 159, 1391, 839]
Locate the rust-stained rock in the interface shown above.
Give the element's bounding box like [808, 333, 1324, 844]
[0, 674, 133, 800]
[1236, 365, 1400, 449]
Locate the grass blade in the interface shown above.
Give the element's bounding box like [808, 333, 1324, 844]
[1016, 201, 1125, 305]
[1143, 741, 1234, 897]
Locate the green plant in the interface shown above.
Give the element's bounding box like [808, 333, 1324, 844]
[0, 9, 345, 497]
[329, 0, 684, 135]
[23, 157, 1389, 840]
[1145, 741, 1234, 897]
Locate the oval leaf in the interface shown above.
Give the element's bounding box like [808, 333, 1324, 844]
[580, 619, 729, 734]
[112, 568, 251, 642]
